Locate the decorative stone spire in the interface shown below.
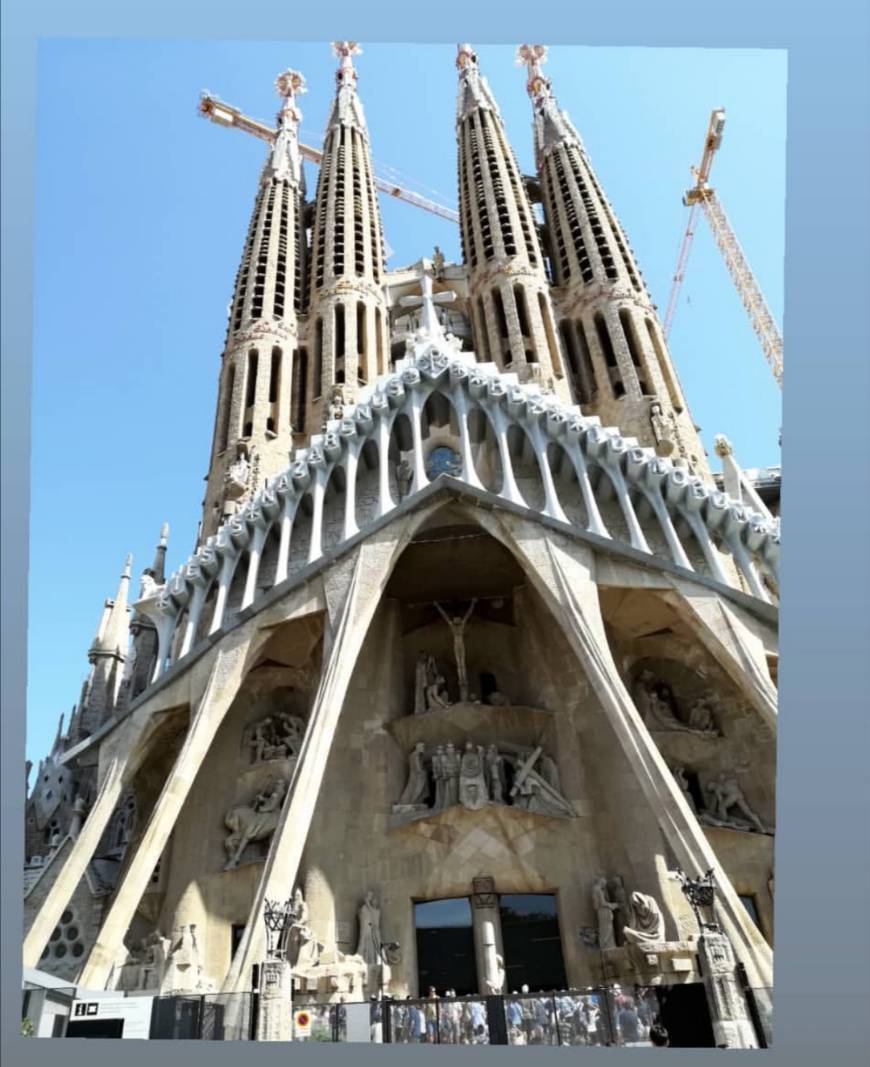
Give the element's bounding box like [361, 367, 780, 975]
[71, 554, 133, 739]
[455, 44, 569, 399]
[306, 41, 389, 424]
[455, 43, 501, 121]
[202, 69, 309, 539]
[517, 44, 711, 478]
[267, 69, 306, 185]
[327, 41, 368, 131]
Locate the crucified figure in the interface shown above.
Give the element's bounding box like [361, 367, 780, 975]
[434, 599, 477, 702]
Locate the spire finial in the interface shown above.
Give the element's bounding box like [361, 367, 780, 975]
[516, 44, 550, 98]
[456, 43, 477, 71]
[332, 41, 362, 86]
[122, 553, 133, 578]
[159, 522, 169, 547]
[275, 68, 307, 101]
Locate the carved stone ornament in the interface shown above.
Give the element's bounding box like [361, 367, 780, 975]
[245, 711, 305, 764]
[223, 777, 287, 869]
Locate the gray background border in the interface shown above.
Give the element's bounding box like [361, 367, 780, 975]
[3, 1, 869, 1064]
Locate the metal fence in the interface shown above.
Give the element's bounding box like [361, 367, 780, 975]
[149, 992, 254, 1040]
[371, 986, 674, 1047]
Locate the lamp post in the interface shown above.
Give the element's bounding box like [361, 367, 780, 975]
[263, 897, 294, 960]
[675, 868, 718, 933]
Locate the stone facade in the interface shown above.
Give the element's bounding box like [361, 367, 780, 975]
[24, 42, 778, 1049]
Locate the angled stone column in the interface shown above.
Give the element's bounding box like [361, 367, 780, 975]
[77, 637, 253, 989]
[477, 511, 773, 991]
[664, 585, 778, 730]
[23, 755, 126, 968]
[223, 527, 411, 993]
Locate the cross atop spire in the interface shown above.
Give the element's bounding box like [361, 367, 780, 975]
[516, 44, 550, 99]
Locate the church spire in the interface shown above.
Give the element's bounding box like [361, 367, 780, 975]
[454, 44, 569, 398]
[202, 69, 309, 539]
[517, 44, 711, 478]
[306, 42, 389, 422]
[72, 553, 132, 739]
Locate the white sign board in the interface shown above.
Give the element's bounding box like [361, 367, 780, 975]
[70, 996, 154, 1040]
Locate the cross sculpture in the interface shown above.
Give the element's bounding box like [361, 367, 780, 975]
[399, 263, 456, 341]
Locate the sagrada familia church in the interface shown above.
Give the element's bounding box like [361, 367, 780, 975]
[22, 43, 779, 1047]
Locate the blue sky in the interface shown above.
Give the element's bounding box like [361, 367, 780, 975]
[26, 40, 785, 766]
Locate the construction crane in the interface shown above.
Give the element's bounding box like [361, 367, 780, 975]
[198, 92, 460, 225]
[663, 108, 783, 388]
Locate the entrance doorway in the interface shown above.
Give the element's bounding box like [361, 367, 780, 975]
[499, 893, 567, 993]
[654, 983, 716, 1047]
[414, 897, 477, 996]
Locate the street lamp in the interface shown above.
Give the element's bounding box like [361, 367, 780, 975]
[675, 869, 718, 933]
[263, 897, 294, 960]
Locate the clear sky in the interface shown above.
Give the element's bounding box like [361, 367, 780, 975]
[26, 40, 785, 767]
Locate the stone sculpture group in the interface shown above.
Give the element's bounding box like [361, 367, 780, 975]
[634, 670, 721, 738]
[668, 765, 769, 834]
[247, 711, 306, 764]
[394, 740, 574, 819]
[591, 877, 666, 950]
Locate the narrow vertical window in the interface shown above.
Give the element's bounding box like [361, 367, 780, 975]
[594, 313, 624, 397]
[219, 365, 235, 452]
[619, 308, 650, 394]
[292, 347, 308, 430]
[313, 320, 323, 399]
[646, 317, 684, 413]
[537, 292, 561, 375]
[493, 288, 509, 339]
[475, 296, 489, 361]
[269, 346, 281, 404]
[575, 319, 597, 402]
[514, 284, 531, 339]
[376, 307, 385, 376]
[245, 349, 259, 408]
[357, 301, 367, 384]
[334, 303, 346, 384]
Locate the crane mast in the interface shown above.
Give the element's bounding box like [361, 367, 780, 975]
[664, 108, 783, 388]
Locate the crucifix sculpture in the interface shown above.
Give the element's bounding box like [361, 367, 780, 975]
[434, 598, 477, 702]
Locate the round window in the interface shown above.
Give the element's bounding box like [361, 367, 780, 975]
[66, 926, 79, 941]
[53, 942, 68, 959]
[72, 943, 85, 958]
[49, 927, 61, 942]
[61, 909, 74, 925]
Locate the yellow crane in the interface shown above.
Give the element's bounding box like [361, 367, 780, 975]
[663, 108, 783, 388]
[198, 92, 460, 225]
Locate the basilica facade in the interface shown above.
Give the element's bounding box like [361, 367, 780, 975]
[23, 43, 779, 1047]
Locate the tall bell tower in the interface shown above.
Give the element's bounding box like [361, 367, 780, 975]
[201, 69, 308, 539]
[305, 42, 390, 420]
[518, 44, 711, 478]
[455, 44, 570, 401]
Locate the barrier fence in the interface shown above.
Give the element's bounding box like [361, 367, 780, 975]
[50, 981, 766, 1046]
